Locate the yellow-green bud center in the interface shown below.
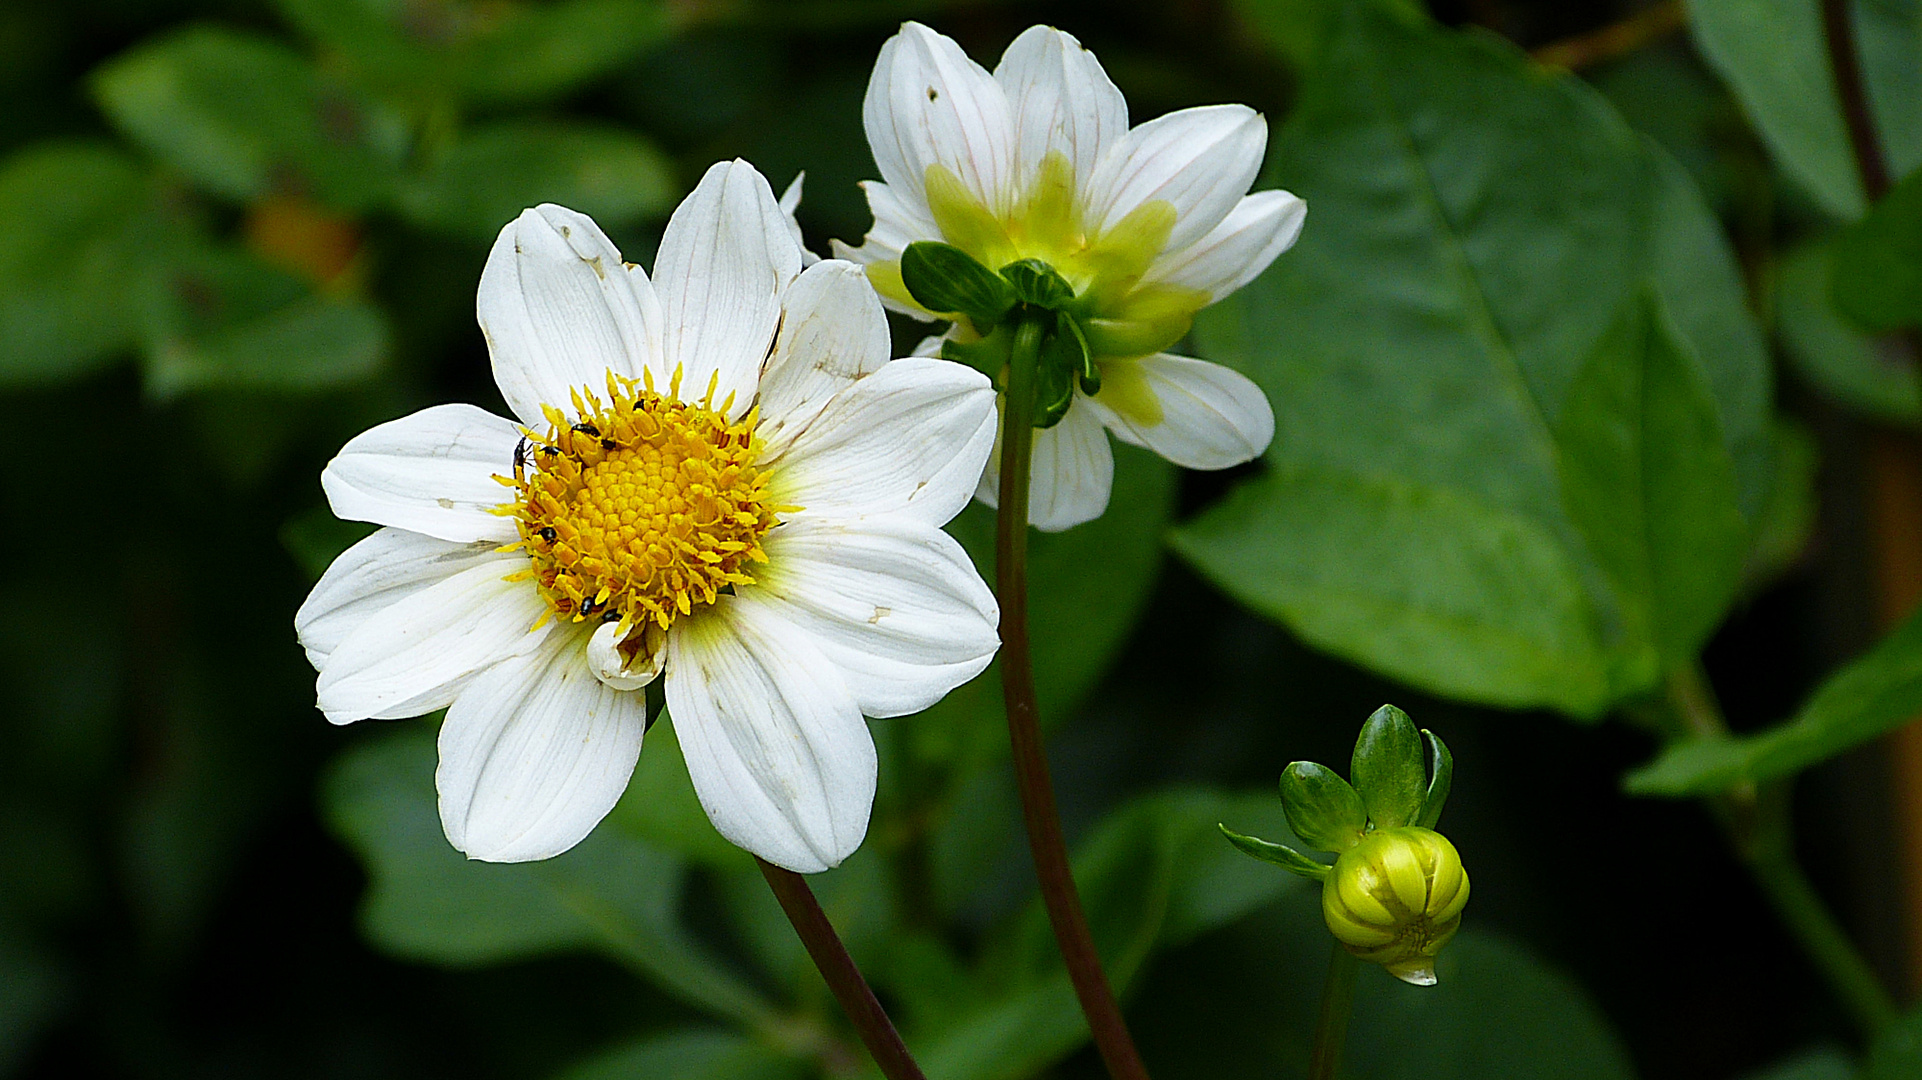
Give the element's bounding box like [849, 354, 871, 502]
[1321, 826, 1469, 986]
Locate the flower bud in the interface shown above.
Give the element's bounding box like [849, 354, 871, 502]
[1321, 826, 1468, 986]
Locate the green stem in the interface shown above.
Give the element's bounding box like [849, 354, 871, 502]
[756, 859, 928, 1080]
[997, 316, 1152, 1080]
[1309, 947, 1359, 1080]
[1664, 664, 1900, 1038]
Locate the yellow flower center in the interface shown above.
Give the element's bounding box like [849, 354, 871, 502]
[499, 371, 779, 646]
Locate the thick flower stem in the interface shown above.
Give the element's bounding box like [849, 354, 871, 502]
[756, 859, 927, 1080]
[996, 317, 1153, 1080]
[1664, 664, 1900, 1038]
[1309, 946, 1360, 1080]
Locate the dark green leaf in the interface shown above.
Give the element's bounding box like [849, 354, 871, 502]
[92, 26, 400, 209]
[1178, 3, 1771, 718]
[323, 726, 778, 1027]
[1744, 419, 1819, 589]
[463, 0, 670, 106]
[1834, 167, 1922, 331]
[0, 141, 151, 385]
[1779, 239, 1921, 422]
[1350, 704, 1426, 829]
[553, 1029, 806, 1080]
[1627, 602, 1922, 795]
[1743, 1049, 1857, 1080]
[1556, 291, 1749, 669]
[1416, 729, 1454, 829]
[1688, 0, 1922, 219]
[395, 121, 676, 241]
[1218, 824, 1332, 880]
[1278, 761, 1366, 852]
[899, 242, 1015, 326]
[1868, 1005, 1922, 1080]
[279, 507, 376, 581]
[1000, 259, 1074, 309]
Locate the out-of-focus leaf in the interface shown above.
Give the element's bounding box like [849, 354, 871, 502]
[1869, 1005, 1922, 1079]
[1744, 419, 1819, 589]
[1743, 1049, 1857, 1080]
[0, 928, 68, 1074]
[1176, 3, 1771, 719]
[1779, 239, 1922, 421]
[146, 294, 387, 398]
[1688, 0, 1922, 219]
[0, 141, 152, 385]
[1834, 166, 1922, 331]
[605, 714, 746, 870]
[92, 25, 401, 209]
[323, 725, 779, 1027]
[276, 0, 667, 107]
[1627, 602, 1922, 795]
[1556, 292, 1748, 670]
[1591, 42, 1743, 214]
[280, 507, 376, 581]
[553, 1029, 807, 1080]
[395, 121, 676, 241]
[1344, 932, 1637, 1080]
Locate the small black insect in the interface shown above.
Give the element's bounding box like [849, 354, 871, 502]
[579, 596, 602, 615]
[600, 438, 617, 451]
[573, 422, 601, 437]
[538, 526, 557, 543]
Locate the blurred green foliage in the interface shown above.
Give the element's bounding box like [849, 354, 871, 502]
[6, 0, 1922, 1077]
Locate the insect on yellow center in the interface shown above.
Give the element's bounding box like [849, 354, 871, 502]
[498, 369, 780, 657]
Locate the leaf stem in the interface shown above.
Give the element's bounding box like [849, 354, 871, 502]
[1309, 946, 1360, 1080]
[1663, 664, 1900, 1038]
[1820, 0, 1892, 202]
[756, 858, 927, 1080]
[996, 315, 1153, 1080]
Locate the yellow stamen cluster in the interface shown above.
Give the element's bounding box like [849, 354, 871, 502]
[498, 370, 779, 651]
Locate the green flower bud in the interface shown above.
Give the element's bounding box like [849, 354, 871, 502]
[1321, 826, 1469, 986]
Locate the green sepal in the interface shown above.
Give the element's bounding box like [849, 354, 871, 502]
[1278, 761, 1368, 852]
[1064, 314, 1101, 395]
[1031, 311, 1088, 428]
[900, 241, 1015, 328]
[1217, 824, 1332, 881]
[1352, 704, 1427, 829]
[939, 327, 1011, 385]
[1001, 258, 1076, 309]
[1415, 728, 1453, 829]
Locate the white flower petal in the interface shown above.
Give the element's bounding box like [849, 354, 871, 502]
[975, 395, 1114, 532]
[754, 260, 894, 453]
[1082, 353, 1274, 470]
[478, 204, 664, 427]
[315, 561, 552, 725]
[320, 403, 523, 544]
[588, 619, 663, 691]
[655, 160, 803, 419]
[1085, 104, 1268, 253]
[778, 171, 821, 266]
[296, 528, 516, 667]
[438, 628, 647, 863]
[665, 598, 874, 872]
[1142, 189, 1305, 301]
[771, 356, 996, 527]
[994, 25, 1128, 192]
[753, 516, 998, 717]
[863, 22, 1015, 215]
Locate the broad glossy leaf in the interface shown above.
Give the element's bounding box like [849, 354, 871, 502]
[395, 122, 676, 241]
[146, 294, 386, 399]
[1779, 240, 1922, 422]
[0, 142, 152, 385]
[1178, 3, 1771, 718]
[1834, 167, 1922, 330]
[1627, 602, 1922, 794]
[323, 726, 777, 1025]
[92, 26, 400, 209]
[1556, 292, 1749, 669]
[553, 1029, 806, 1080]
[1689, 0, 1922, 219]
[1350, 704, 1426, 829]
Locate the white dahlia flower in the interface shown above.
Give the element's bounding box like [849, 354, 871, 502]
[296, 160, 1000, 873]
[836, 23, 1302, 531]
